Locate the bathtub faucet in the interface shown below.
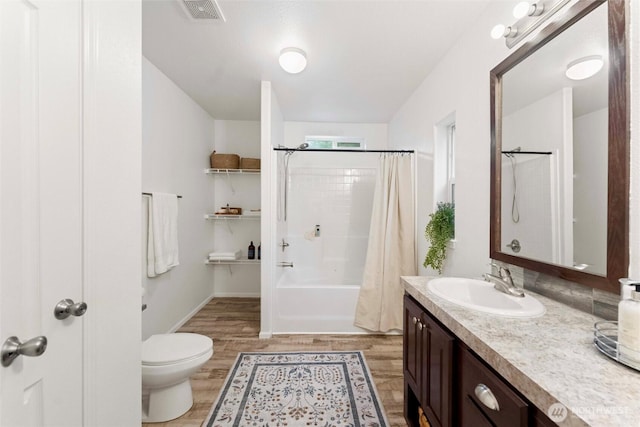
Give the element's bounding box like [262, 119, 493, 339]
[278, 262, 294, 268]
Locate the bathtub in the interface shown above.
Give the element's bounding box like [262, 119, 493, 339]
[273, 267, 368, 334]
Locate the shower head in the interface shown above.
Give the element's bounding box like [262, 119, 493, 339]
[297, 143, 309, 150]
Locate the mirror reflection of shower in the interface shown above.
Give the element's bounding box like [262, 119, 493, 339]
[505, 146, 521, 223]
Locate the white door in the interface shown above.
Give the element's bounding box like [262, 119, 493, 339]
[1, 0, 84, 425]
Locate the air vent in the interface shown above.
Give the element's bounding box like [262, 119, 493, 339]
[181, 0, 225, 22]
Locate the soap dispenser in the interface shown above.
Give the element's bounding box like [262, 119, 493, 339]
[618, 284, 640, 363]
[248, 241, 255, 260]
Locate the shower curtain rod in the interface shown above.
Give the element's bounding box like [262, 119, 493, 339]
[501, 150, 552, 155]
[142, 192, 183, 199]
[273, 148, 414, 153]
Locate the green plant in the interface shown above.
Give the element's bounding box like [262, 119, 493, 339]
[423, 202, 455, 274]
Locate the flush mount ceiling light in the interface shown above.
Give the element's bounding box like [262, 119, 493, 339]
[279, 47, 307, 74]
[565, 55, 604, 80]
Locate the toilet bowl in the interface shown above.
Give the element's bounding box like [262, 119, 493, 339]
[141, 333, 213, 423]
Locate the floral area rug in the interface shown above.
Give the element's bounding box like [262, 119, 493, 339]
[203, 351, 388, 427]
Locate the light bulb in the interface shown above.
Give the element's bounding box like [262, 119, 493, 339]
[513, 2, 531, 19]
[491, 24, 506, 39]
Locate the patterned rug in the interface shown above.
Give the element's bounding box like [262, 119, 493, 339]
[203, 351, 388, 427]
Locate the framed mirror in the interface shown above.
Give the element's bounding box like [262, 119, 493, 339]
[490, 0, 628, 292]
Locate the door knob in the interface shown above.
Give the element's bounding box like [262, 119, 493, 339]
[54, 298, 88, 320]
[2, 336, 48, 367]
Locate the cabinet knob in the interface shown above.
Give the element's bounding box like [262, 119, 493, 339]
[474, 383, 500, 411]
[418, 321, 423, 331]
[412, 316, 418, 324]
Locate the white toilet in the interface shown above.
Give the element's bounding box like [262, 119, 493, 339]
[141, 333, 213, 423]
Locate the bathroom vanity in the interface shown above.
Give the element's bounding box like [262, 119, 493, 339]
[402, 276, 640, 427]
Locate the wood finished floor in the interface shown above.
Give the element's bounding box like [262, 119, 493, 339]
[143, 297, 406, 427]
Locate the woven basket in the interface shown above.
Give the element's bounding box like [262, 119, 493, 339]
[240, 158, 261, 170]
[210, 151, 240, 169]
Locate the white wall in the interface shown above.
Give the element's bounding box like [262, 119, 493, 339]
[259, 81, 284, 338]
[82, 1, 141, 424]
[142, 57, 215, 339]
[211, 120, 261, 297]
[389, 2, 513, 278]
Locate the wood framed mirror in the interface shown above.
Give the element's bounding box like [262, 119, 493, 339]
[490, 0, 628, 293]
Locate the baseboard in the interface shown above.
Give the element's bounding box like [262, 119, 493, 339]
[168, 293, 216, 333]
[258, 331, 272, 339]
[213, 292, 261, 298]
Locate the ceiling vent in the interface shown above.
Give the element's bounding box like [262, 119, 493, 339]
[180, 0, 226, 22]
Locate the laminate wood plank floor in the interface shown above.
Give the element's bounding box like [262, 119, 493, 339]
[143, 297, 406, 427]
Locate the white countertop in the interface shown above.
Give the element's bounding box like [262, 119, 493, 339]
[402, 276, 640, 427]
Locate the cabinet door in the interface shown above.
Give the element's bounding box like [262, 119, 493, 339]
[403, 295, 422, 392]
[421, 312, 455, 427]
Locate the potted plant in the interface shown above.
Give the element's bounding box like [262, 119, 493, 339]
[423, 202, 455, 274]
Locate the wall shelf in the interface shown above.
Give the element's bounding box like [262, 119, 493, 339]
[205, 168, 260, 175]
[205, 258, 260, 265]
[204, 214, 260, 220]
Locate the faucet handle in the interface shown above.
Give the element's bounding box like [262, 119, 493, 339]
[489, 261, 511, 279]
[489, 261, 502, 273]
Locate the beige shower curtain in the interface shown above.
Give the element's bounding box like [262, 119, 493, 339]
[354, 154, 416, 332]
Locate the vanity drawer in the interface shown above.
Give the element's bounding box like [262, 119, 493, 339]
[459, 346, 528, 427]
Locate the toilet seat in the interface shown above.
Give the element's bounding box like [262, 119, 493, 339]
[142, 333, 212, 366]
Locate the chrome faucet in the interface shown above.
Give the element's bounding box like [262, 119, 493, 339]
[484, 263, 525, 298]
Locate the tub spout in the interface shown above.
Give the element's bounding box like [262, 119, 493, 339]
[278, 262, 294, 268]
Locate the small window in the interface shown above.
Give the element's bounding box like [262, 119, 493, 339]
[446, 124, 456, 204]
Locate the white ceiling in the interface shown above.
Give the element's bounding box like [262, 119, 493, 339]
[142, 0, 490, 123]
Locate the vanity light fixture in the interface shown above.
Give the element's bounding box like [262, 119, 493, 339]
[279, 47, 307, 74]
[491, 0, 570, 48]
[565, 55, 604, 80]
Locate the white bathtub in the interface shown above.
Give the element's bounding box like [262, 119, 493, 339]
[273, 267, 368, 334]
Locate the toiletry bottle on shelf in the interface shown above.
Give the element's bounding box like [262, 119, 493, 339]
[258, 243, 261, 260]
[248, 241, 255, 260]
[618, 284, 640, 363]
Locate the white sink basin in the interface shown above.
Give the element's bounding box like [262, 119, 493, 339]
[427, 277, 546, 318]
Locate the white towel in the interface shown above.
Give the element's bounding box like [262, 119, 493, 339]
[208, 250, 241, 259]
[147, 193, 179, 277]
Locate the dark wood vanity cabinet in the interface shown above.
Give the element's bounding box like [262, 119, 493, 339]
[403, 294, 555, 427]
[404, 295, 454, 427]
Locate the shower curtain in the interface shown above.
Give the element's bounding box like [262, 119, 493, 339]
[354, 154, 416, 332]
